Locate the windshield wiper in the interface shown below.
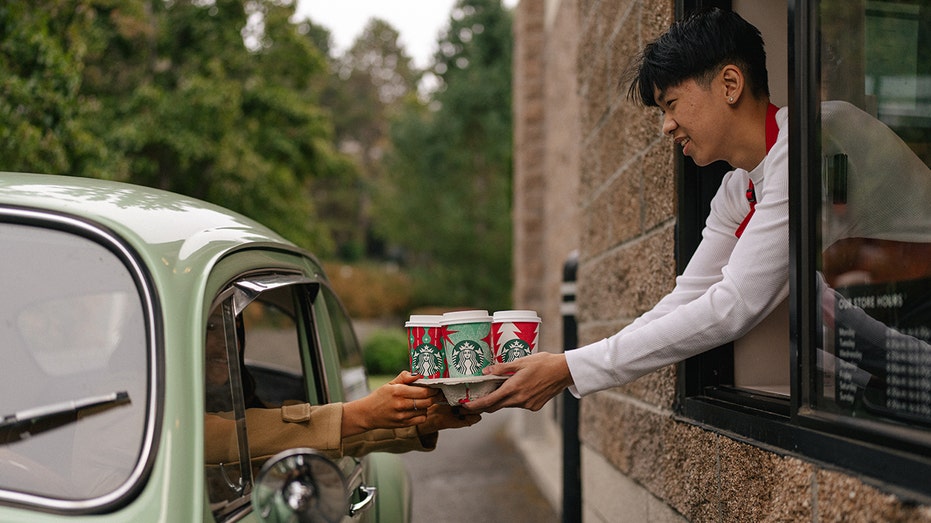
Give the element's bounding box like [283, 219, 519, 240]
[0, 391, 130, 444]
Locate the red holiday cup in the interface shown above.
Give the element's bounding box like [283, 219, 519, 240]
[406, 314, 446, 379]
[492, 310, 541, 363]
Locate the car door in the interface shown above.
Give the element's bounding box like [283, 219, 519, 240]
[202, 272, 376, 522]
[311, 285, 411, 523]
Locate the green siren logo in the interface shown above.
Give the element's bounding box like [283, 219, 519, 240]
[500, 339, 531, 362]
[411, 343, 444, 378]
[451, 340, 486, 376]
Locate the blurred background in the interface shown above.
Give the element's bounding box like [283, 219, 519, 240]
[0, 0, 517, 381]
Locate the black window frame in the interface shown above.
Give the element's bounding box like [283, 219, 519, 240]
[673, 0, 931, 503]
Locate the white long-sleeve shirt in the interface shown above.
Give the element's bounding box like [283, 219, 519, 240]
[565, 101, 931, 396]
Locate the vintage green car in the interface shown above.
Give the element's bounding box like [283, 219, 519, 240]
[0, 172, 411, 522]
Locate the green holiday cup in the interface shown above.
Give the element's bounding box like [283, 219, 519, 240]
[406, 314, 446, 379]
[440, 310, 494, 378]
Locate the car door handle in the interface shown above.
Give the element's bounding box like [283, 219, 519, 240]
[348, 485, 377, 517]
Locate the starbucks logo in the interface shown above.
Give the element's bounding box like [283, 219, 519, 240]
[411, 343, 443, 377]
[451, 340, 486, 376]
[501, 339, 531, 362]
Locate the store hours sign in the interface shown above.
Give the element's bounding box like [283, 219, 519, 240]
[829, 277, 931, 424]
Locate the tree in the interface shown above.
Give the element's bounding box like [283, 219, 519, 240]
[0, 0, 104, 174]
[375, 0, 513, 310]
[316, 18, 421, 260]
[72, 0, 353, 253]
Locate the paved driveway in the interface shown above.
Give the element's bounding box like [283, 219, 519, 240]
[400, 409, 559, 523]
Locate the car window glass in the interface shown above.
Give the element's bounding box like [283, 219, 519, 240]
[204, 280, 317, 518]
[242, 289, 307, 408]
[0, 223, 149, 503]
[321, 287, 369, 401]
[204, 302, 246, 513]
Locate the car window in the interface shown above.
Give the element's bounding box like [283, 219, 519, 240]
[0, 222, 150, 504]
[204, 277, 322, 519]
[242, 294, 307, 408]
[320, 286, 369, 401]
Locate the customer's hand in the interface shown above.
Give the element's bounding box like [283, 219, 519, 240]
[342, 371, 440, 436]
[463, 352, 573, 413]
[417, 404, 481, 436]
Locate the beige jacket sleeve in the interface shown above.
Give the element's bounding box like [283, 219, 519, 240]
[204, 403, 436, 465]
[342, 426, 438, 457]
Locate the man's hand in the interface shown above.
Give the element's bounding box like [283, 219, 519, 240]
[463, 352, 573, 412]
[342, 371, 440, 436]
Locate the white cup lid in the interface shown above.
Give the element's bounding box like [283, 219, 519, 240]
[440, 310, 492, 324]
[405, 314, 443, 327]
[493, 310, 541, 322]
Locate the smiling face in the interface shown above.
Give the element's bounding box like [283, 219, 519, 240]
[654, 77, 731, 167]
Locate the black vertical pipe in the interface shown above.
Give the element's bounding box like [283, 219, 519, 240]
[561, 251, 580, 523]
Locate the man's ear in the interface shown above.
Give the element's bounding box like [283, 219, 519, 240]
[721, 64, 745, 103]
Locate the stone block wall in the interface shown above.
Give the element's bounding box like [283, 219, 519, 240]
[512, 0, 581, 355]
[512, 0, 931, 521]
[512, 0, 548, 318]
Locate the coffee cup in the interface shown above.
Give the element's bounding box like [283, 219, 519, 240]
[492, 310, 541, 363]
[405, 314, 446, 379]
[440, 310, 494, 378]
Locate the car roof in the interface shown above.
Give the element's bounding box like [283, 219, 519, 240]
[0, 171, 314, 278]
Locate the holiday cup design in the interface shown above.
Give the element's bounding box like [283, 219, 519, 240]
[406, 314, 446, 379]
[492, 310, 541, 363]
[440, 310, 494, 378]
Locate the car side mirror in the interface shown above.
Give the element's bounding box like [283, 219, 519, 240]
[252, 448, 348, 523]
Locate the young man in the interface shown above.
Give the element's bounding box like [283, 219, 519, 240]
[469, 3, 931, 413]
[466, 7, 789, 411]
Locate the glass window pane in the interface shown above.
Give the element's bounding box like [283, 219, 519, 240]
[205, 282, 316, 515]
[242, 291, 306, 408]
[322, 287, 369, 402]
[204, 303, 244, 509]
[816, 0, 931, 427]
[0, 223, 149, 500]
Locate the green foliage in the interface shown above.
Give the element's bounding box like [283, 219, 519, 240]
[375, 0, 514, 311]
[0, 0, 104, 175]
[316, 18, 422, 260]
[362, 328, 409, 376]
[1, 1, 516, 313]
[0, 0, 363, 256]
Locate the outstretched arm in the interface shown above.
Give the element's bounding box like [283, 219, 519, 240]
[341, 371, 440, 437]
[341, 372, 481, 456]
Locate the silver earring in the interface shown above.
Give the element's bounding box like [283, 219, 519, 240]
[728, 96, 734, 103]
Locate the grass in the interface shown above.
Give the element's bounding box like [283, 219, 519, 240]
[367, 374, 395, 390]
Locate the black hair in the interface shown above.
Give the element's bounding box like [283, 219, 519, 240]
[627, 7, 770, 107]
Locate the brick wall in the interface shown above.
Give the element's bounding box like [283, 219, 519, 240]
[512, 0, 581, 354]
[512, 0, 547, 314]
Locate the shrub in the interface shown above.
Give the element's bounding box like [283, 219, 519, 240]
[363, 328, 409, 376]
[323, 262, 412, 319]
